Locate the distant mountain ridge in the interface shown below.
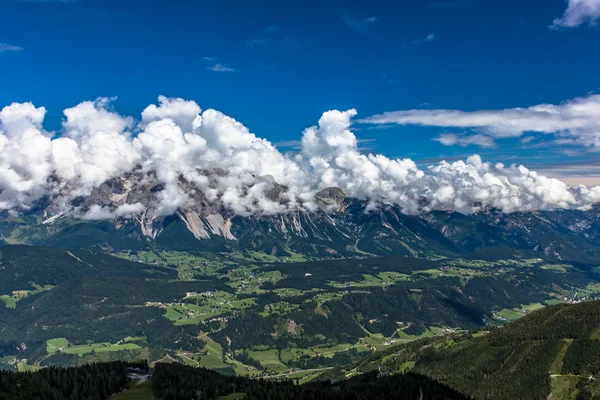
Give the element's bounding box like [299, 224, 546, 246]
[1, 173, 600, 262]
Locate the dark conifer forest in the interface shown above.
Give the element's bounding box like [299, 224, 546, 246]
[0, 361, 148, 400]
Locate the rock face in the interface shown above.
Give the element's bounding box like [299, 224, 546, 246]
[315, 187, 347, 211]
[11, 170, 600, 262]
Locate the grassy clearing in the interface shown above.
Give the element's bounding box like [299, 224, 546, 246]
[0, 294, 19, 308]
[494, 303, 546, 322]
[279, 348, 316, 364]
[225, 356, 261, 377]
[540, 264, 571, 273]
[165, 292, 257, 325]
[0, 356, 16, 364]
[114, 250, 235, 280]
[165, 304, 221, 326]
[265, 368, 331, 383]
[412, 269, 444, 278]
[308, 291, 346, 304]
[247, 349, 289, 373]
[393, 326, 447, 343]
[521, 303, 545, 312]
[259, 301, 299, 317]
[328, 272, 410, 289]
[273, 288, 319, 298]
[579, 283, 600, 299]
[550, 340, 572, 375]
[199, 336, 229, 370]
[46, 338, 70, 353]
[399, 360, 416, 373]
[312, 343, 352, 357]
[0, 284, 54, 308]
[177, 352, 201, 367]
[495, 308, 525, 322]
[123, 336, 147, 343]
[550, 375, 576, 400]
[358, 333, 389, 349]
[46, 338, 140, 355]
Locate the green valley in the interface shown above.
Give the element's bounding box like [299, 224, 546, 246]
[2, 243, 599, 386]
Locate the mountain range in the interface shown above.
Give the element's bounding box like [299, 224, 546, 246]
[2, 173, 600, 263]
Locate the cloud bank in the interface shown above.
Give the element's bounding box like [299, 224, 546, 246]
[552, 0, 600, 28]
[0, 96, 599, 220]
[362, 94, 600, 150]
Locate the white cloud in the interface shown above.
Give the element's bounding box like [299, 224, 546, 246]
[140, 95, 201, 133]
[0, 96, 598, 220]
[552, 0, 600, 28]
[207, 63, 235, 72]
[0, 43, 24, 53]
[63, 97, 133, 139]
[362, 94, 600, 150]
[84, 205, 114, 220]
[436, 133, 496, 148]
[115, 203, 145, 218]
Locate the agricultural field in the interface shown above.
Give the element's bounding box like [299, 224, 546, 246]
[46, 338, 141, 356]
[198, 336, 229, 370]
[492, 303, 547, 322]
[246, 349, 289, 373]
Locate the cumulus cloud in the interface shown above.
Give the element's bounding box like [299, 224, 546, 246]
[552, 0, 600, 28]
[362, 94, 600, 150]
[0, 96, 599, 220]
[140, 95, 201, 133]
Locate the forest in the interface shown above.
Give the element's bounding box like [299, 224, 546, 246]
[151, 362, 469, 400]
[0, 361, 148, 400]
[355, 300, 600, 400]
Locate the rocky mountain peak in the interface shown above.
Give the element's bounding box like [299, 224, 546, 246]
[315, 187, 347, 211]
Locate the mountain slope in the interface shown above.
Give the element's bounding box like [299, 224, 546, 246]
[0, 245, 176, 294]
[3, 193, 600, 263]
[356, 300, 600, 400]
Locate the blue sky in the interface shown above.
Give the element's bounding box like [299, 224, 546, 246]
[1, 0, 599, 184]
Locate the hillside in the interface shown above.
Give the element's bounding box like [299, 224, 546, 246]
[0, 245, 176, 294]
[5, 302, 600, 399]
[355, 300, 600, 400]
